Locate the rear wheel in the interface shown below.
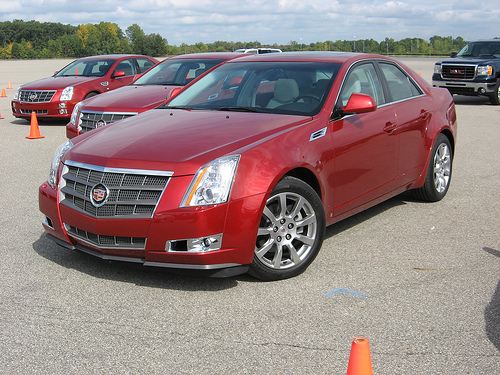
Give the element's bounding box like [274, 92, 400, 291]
[248, 176, 325, 281]
[412, 133, 453, 202]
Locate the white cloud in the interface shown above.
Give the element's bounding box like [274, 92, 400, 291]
[0, 0, 498, 45]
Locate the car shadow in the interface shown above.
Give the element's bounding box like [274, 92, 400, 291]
[32, 234, 243, 291]
[324, 191, 411, 239]
[484, 246, 500, 352]
[11, 118, 68, 126]
[453, 95, 492, 106]
[31, 191, 417, 289]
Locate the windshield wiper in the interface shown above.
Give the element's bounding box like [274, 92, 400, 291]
[213, 106, 264, 113]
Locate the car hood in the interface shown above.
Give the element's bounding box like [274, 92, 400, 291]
[67, 109, 311, 176]
[20, 76, 102, 90]
[82, 85, 177, 112]
[440, 56, 498, 65]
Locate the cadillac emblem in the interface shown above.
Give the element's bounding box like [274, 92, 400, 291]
[96, 119, 107, 128]
[90, 183, 109, 207]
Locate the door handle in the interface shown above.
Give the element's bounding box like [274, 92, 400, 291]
[383, 121, 397, 132]
[419, 110, 430, 119]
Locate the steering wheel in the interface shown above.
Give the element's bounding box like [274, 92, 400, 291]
[293, 95, 321, 103]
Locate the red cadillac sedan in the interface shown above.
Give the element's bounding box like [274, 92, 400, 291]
[66, 52, 242, 138]
[39, 52, 457, 280]
[12, 54, 158, 120]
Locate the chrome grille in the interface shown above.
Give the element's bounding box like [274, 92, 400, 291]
[65, 224, 146, 250]
[441, 64, 477, 80]
[60, 161, 172, 219]
[80, 110, 137, 134]
[19, 90, 56, 103]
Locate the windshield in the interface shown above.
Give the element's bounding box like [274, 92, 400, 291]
[457, 42, 500, 58]
[133, 58, 226, 86]
[55, 59, 116, 77]
[166, 61, 340, 116]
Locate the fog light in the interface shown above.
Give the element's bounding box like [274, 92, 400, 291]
[166, 234, 223, 253]
[478, 88, 486, 94]
[59, 109, 67, 114]
[58, 103, 67, 108]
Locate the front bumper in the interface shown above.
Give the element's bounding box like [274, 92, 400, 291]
[39, 178, 265, 276]
[12, 100, 75, 119]
[432, 77, 497, 97]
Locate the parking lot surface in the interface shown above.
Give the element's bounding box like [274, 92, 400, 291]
[0, 56, 498, 374]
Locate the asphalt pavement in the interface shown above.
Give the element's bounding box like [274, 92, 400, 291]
[0, 56, 498, 374]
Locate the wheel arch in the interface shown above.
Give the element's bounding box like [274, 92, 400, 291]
[439, 128, 455, 158]
[283, 167, 322, 201]
[84, 91, 100, 99]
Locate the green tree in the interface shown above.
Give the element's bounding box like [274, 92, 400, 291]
[126, 24, 147, 54]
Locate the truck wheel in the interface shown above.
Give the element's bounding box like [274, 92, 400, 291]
[490, 84, 500, 105]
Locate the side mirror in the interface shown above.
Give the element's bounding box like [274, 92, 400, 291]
[341, 93, 377, 115]
[113, 71, 126, 78]
[450, 52, 457, 58]
[166, 87, 182, 101]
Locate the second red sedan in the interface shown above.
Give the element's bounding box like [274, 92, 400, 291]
[66, 52, 242, 138]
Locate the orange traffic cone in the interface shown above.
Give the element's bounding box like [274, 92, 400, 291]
[0, 111, 4, 119]
[26, 111, 45, 139]
[346, 337, 373, 375]
[7, 81, 12, 89]
[1, 88, 6, 97]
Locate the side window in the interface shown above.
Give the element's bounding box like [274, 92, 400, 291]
[339, 63, 385, 106]
[136, 58, 156, 73]
[114, 59, 135, 76]
[379, 63, 422, 102]
[90, 61, 112, 76]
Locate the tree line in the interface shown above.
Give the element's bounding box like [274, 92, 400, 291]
[0, 19, 472, 59]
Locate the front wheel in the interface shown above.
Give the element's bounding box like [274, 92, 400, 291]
[412, 133, 453, 202]
[248, 176, 325, 281]
[489, 83, 500, 105]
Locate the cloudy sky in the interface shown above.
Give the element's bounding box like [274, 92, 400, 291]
[1, 0, 499, 45]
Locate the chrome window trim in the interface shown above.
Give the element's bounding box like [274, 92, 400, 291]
[334, 58, 427, 108]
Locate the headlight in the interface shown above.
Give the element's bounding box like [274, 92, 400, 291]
[181, 155, 240, 207]
[477, 65, 493, 76]
[434, 64, 442, 74]
[70, 101, 83, 127]
[14, 87, 21, 100]
[48, 140, 73, 188]
[60, 86, 74, 101]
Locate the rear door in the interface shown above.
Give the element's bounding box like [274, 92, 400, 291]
[378, 62, 432, 185]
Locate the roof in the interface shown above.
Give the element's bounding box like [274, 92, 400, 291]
[228, 51, 386, 64]
[77, 54, 155, 60]
[167, 52, 244, 60]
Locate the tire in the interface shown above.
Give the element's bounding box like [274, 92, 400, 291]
[489, 83, 500, 105]
[248, 176, 325, 281]
[412, 134, 453, 202]
[85, 92, 99, 99]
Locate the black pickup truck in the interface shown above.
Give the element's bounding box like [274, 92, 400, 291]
[432, 39, 500, 105]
